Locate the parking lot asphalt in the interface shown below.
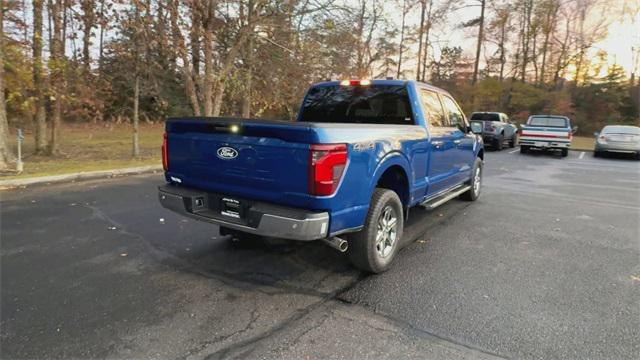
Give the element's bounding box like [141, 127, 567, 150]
[1, 149, 639, 359]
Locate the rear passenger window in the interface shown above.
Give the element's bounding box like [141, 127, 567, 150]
[419, 90, 446, 128]
[440, 95, 465, 128]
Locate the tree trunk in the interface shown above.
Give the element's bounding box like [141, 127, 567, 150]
[33, 0, 48, 153]
[471, 0, 485, 85]
[98, 0, 105, 68]
[0, 2, 15, 170]
[132, 75, 140, 158]
[49, 0, 65, 155]
[498, 12, 507, 81]
[416, 0, 426, 80]
[520, 0, 532, 82]
[170, 0, 200, 115]
[396, 0, 407, 79]
[81, 0, 94, 71]
[241, 0, 254, 118]
[202, 1, 214, 116]
[421, 0, 433, 82]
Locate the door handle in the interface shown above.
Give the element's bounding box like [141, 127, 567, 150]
[453, 139, 461, 144]
[432, 141, 444, 147]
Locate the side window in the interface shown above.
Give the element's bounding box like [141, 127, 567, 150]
[440, 95, 465, 129]
[419, 90, 446, 128]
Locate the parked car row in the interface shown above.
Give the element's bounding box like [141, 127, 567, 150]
[469, 111, 639, 160]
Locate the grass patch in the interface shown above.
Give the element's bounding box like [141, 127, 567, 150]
[571, 136, 595, 151]
[2, 123, 164, 180]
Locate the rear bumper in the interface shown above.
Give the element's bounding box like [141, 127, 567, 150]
[158, 184, 329, 241]
[519, 139, 570, 149]
[595, 142, 640, 153]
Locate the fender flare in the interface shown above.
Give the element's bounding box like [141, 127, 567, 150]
[368, 151, 412, 200]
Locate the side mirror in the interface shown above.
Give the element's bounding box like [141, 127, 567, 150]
[470, 121, 483, 135]
[572, 125, 578, 134]
[593, 131, 599, 137]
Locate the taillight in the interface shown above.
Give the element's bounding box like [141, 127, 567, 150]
[568, 131, 573, 140]
[162, 132, 168, 171]
[340, 79, 371, 86]
[309, 144, 347, 196]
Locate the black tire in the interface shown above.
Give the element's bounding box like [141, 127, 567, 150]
[593, 151, 600, 158]
[508, 135, 516, 148]
[348, 188, 404, 273]
[461, 157, 483, 201]
[492, 136, 503, 151]
[520, 145, 529, 154]
[561, 148, 568, 157]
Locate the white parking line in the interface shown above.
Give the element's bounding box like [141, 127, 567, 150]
[579, 152, 585, 159]
[508, 148, 519, 154]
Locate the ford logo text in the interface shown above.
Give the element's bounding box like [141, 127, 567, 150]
[217, 146, 238, 160]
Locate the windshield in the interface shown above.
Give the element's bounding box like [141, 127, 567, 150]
[470, 113, 500, 121]
[602, 126, 640, 135]
[299, 85, 414, 125]
[528, 116, 568, 128]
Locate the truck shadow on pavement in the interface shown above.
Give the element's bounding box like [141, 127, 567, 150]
[155, 199, 471, 298]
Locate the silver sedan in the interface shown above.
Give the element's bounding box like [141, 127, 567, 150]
[594, 125, 640, 159]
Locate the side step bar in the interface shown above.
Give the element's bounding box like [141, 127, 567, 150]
[420, 185, 471, 210]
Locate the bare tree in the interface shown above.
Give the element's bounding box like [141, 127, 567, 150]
[0, 1, 15, 170]
[471, 0, 485, 85]
[33, 0, 48, 153]
[81, 0, 95, 71]
[48, 0, 65, 155]
[170, 0, 200, 115]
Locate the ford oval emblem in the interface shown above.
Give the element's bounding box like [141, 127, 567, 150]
[217, 146, 238, 160]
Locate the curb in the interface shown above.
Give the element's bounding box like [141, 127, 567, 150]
[0, 165, 163, 189]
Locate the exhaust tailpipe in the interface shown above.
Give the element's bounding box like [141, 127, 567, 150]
[321, 237, 348, 253]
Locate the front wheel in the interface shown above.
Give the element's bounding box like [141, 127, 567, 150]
[492, 136, 503, 151]
[520, 145, 529, 154]
[348, 188, 404, 273]
[461, 157, 483, 201]
[508, 135, 516, 148]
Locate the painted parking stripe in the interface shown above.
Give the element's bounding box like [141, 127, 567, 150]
[579, 152, 585, 159]
[508, 148, 519, 154]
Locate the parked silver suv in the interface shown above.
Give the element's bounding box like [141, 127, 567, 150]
[469, 112, 517, 150]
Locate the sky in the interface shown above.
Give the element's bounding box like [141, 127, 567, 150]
[385, 0, 640, 78]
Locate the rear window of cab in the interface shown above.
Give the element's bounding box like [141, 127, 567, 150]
[299, 85, 414, 125]
[528, 116, 568, 128]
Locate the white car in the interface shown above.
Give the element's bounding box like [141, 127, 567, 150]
[594, 125, 640, 159]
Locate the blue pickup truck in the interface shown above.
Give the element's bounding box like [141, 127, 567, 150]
[159, 79, 484, 273]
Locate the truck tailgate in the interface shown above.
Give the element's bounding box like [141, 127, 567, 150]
[165, 119, 315, 204]
[520, 126, 571, 142]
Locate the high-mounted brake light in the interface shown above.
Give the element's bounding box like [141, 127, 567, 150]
[162, 132, 168, 171]
[340, 79, 371, 86]
[309, 144, 347, 196]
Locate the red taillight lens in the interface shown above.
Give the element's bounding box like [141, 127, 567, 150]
[162, 132, 168, 171]
[309, 144, 347, 196]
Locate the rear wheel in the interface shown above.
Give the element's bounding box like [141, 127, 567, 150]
[508, 135, 515, 148]
[348, 188, 403, 273]
[520, 145, 529, 154]
[593, 151, 600, 157]
[561, 148, 569, 157]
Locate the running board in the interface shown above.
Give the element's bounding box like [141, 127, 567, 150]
[420, 185, 471, 210]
